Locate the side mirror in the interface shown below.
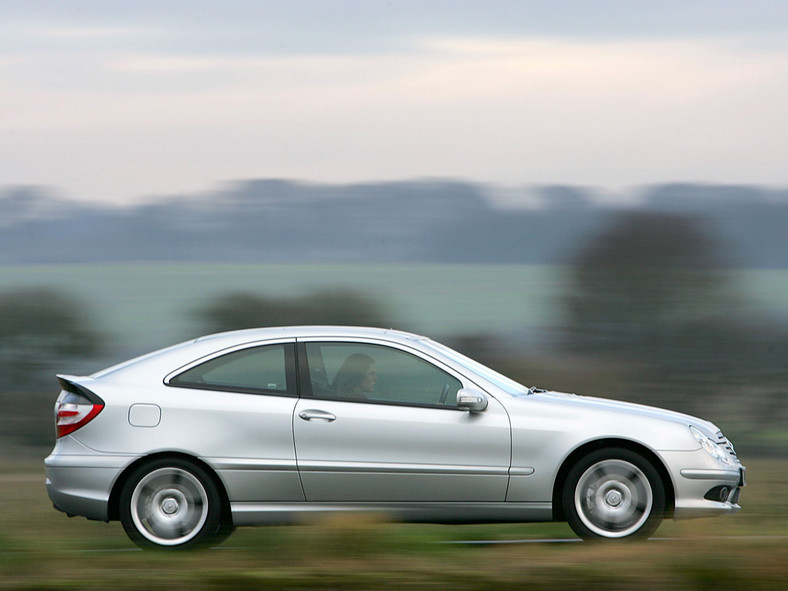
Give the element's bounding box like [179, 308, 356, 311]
[456, 388, 488, 412]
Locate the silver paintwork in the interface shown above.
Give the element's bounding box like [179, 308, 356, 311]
[45, 326, 744, 541]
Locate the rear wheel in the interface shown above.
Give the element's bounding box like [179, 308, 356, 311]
[563, 448, 665, 540]
[119, 458, 226, 550]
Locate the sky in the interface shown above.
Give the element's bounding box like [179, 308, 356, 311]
[1, 0, 787, 204]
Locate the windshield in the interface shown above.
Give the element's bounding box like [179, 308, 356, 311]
[421, 340, 531, 397]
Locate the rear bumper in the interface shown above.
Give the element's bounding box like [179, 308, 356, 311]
[45, 451, 136, 522]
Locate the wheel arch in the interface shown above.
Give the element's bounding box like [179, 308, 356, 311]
[107, 452, 232, 526]
[551, 438, 675, 522]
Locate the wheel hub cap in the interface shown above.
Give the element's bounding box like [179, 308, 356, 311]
[605, 490, 623, 507]
[161, 497, 179, 515]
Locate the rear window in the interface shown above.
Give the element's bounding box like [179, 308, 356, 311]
[169, 343, 296, 396]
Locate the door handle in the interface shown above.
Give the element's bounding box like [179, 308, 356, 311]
[298, 409, 337, 422]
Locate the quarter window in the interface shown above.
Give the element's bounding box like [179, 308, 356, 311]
[170, 344, 295, 395]
[303, 342, 462, 408]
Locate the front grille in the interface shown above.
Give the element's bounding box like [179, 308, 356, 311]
[716, 431, 738, 459]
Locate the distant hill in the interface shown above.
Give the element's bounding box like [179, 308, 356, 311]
[1, 180, 786, 268]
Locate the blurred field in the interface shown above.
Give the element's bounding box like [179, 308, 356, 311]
[0, 263, 568, 358]
[0, 262, 783, 344]
[1, 451, 785, 590]
[3, 262, 788, 355]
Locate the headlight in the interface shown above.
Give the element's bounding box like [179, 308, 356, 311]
[690, 426, 732, 466]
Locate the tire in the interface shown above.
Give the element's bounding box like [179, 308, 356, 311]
[563, 448, 665, 540]
[119, 458, 225, 550]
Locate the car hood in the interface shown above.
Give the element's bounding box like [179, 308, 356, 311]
[521, 390, 719, 435]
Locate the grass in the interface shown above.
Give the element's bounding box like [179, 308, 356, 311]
[1, 452, 786, 590]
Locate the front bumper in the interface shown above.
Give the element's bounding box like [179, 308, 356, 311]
[661, 450, 745, 520]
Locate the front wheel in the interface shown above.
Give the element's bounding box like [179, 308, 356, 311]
[563, 448, 665, 540]
[119, 458, 225, 550]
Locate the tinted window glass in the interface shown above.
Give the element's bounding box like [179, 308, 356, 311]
[304, 342, 462, 408]
[170, 344, 294, 395]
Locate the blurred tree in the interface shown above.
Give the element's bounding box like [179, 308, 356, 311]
[195, 289, 391, 334]
[0, 288, 103, 448]
[0, 287, 102, 387]
[560, 212, 757, 415]
[564, 212, 733, 360]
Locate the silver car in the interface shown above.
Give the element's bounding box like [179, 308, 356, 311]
[45, 326, 745, 549]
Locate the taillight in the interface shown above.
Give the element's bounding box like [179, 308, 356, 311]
[56, 400, 104, 438]
[55, 377, 104, 438]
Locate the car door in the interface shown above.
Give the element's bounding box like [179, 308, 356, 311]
[164, 340, 304, 502]
[292, 339, 511, 502]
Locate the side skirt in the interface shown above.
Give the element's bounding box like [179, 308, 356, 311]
[231, 502, 553, 527]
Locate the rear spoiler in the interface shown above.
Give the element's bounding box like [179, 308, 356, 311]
[57, 375, 103, 404]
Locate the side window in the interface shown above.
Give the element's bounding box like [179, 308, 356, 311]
[170, 343, 295, 396]
[304, 342, 462, 408]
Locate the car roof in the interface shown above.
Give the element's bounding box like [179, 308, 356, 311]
[88, 326, 427, 380]
[194, 325, 425, 344]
